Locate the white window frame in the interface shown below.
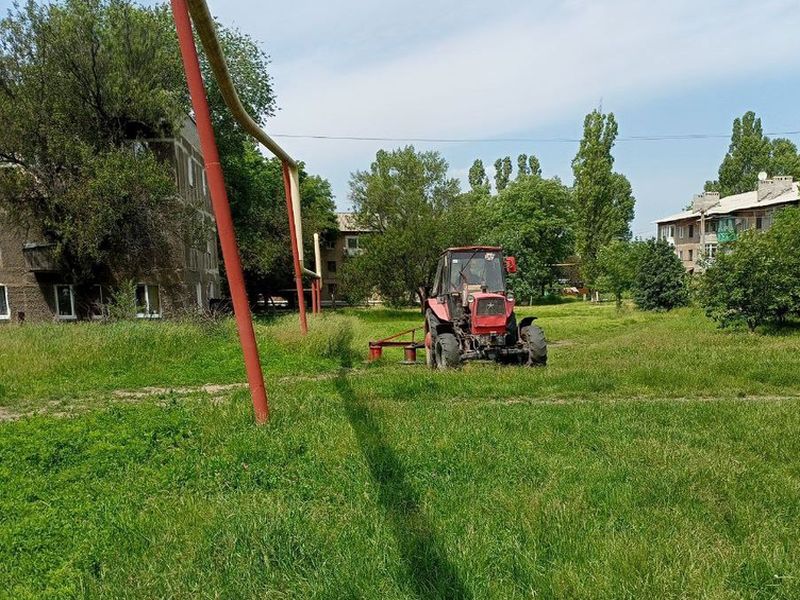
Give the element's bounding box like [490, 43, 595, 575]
[90, 284, 108, 321]
[0, 284, 9, 320]
[135, 283, 162, 319]
[201, 170, 207, 196]
[54, 284, 76, 320]
[187, 155, 195, 188]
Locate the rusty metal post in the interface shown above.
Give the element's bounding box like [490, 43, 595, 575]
[281, 162, 308, 334]
[170, 0, 269, 423]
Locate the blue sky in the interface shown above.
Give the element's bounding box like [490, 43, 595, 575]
[4, 0, 800, 236]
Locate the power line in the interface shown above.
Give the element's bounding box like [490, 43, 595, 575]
[270, 130, 800, 144]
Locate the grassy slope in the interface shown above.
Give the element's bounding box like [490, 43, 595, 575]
[1, 303, 800, 598]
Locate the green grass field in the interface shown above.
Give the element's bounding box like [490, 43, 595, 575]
[2, 303, 800, 598]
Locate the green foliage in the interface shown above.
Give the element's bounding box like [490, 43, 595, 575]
[596, 239, 639, 308]
[487, 173, 573, 299]
[572, 110, 635, 284]
[340, 147, 474, 306]
[699, 208, 800, 330]
[0, 0, 196, 282]
[633, 239, 688, 311]
[493, 156, 512, 191]
[516, 154, 529, 178]
[528, 155, 542, 177]
[468, 159, 490, 193]
[705, 111, 800, 196]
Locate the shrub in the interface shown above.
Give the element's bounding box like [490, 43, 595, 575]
[633, 239, 688, 311]
[699, 207, 800, 331]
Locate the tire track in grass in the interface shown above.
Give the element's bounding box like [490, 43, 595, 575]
[336, 370, 473, 600]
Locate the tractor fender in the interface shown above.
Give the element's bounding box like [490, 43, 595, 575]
[426, 297, 449, 323]
[518, 315, 538, 330]
[426, 308, 454, 338]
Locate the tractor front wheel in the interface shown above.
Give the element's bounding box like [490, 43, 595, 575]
[435, 333, 461, 369]
[521, 325, 547, 366]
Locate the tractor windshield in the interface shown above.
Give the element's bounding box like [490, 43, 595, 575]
[448, 251, 504, 293]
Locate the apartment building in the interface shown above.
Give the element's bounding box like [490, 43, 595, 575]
[655, 176, 798, 272]
[319, 212, 371, 305]
[0, 117, 221, 323]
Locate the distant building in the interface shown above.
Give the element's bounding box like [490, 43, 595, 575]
[319, 212, 371, 305]
[654, 176, 798, 272]
[0, 117, 221, 323]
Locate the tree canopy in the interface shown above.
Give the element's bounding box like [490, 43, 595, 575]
[486, 172, 573, 299]
[571, 110, 635, 284]
[705, 111, 800, 196]
[340, 147, 477, 306]
[0, 0, 336, 293]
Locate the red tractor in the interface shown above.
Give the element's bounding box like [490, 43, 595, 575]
[421, 246, 547, 368]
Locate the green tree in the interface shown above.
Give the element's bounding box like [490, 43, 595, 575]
[596, 239, 639, 308]
[705, 111, 771, 196]
[699, 208, 800, 330]
[632, 239, 688, 311]
[0, 0, 198, 283]
[528, 155, 542, 177]
[341, 147, 472, 306]
[468, 159, 490, 193]
[768, 138, 800, 181]
[488, 175, 573, 300]
[516, 154, 529, 179]
[494, 156, 512, 191]
[572, 110, 635, 284]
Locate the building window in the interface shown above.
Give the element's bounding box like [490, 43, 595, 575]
[688, 249, 694, 262]
[135, 284, 161, 318]
[54, 284, 76, 320]
[88, 285, 108, 320]
[756, 216, 763, 230]
[187, 156, 195, 187]
[327, 260, 337, 273]
[345, 236, 361, 256]
[688, 224, 695, 238]
[0, 285, 9, 320]
[327, 283, 337, 297]
[679, 250, 684, 261]
[704, 243, 717, 259]
[669, 225, 675, 238]
[678, 226, 685, 239]
[201, 170, 207, 196]
[325, 238, 336, 250]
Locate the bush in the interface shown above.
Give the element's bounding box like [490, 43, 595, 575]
[633, 239, 688, 311]
[699, 208, 800, 331]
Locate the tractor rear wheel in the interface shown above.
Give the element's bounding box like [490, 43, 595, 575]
[426, 334, 436, 368]
[435, 333, 461, 369]
[521, 325, 547, 366]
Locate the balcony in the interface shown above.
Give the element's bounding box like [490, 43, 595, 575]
[23, 242, 59, 272]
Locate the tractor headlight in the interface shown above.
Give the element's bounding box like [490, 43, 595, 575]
[467, 294, 475, 304]
[507, 293, 515, 302]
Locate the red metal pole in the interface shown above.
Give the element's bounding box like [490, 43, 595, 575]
[170, 0, 269, 423]
[282, 162, 308, 334]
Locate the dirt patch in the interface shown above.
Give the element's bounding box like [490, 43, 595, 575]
[113, 382, 249, 399]
[0, 406, 21, 422]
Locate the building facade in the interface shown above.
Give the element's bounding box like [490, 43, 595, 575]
[655, 176, 798, 272]
[319, 212, 370, 305]
[0, 117, 221, 323]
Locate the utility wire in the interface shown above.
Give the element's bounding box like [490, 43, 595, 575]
[270, 130, 800, 144]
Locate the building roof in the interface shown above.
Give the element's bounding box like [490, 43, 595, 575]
[337, 212, 371, 232]
[655, 182, 799, 224]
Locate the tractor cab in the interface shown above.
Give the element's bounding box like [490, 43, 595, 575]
[427, 247, 515, 332]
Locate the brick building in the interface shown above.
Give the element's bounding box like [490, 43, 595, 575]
[0, 117, 220, 323]
[319, 212, 371, 306]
